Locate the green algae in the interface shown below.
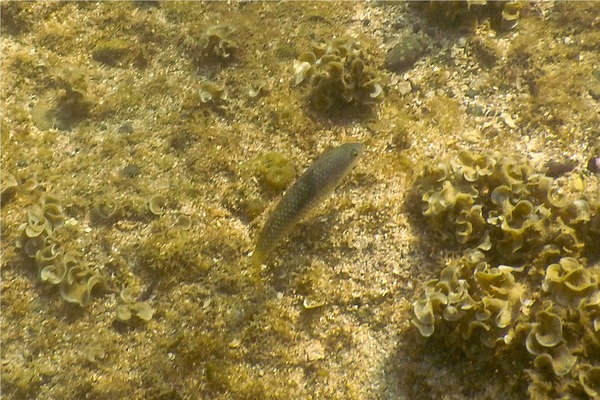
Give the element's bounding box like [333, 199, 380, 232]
[411, 150, 600, 397]
[31, 65, 94, 131]
[415, 0, 523, 31]
[115, 288, 154, 322]
[294, 38, 384, 116]
[91, 197, 121, 222]
[147, 194, 168, 216]
[252, 152, 296, 192]
[16, 196, 108, 307]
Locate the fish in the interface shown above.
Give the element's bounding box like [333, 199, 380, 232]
[252, 142, 365, 266]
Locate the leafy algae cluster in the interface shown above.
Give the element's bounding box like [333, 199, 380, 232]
[17, 195, 107, 306]
[411, 150, 600, 398]
[293, 38, 383, 114]
[183, 24, 237, 65]
[15, 191, 156, 323]
[115, 287, 154, 322]
[417, 0, 522, 31]
[30, 65, 94, 131]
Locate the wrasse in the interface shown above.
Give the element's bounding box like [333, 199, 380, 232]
[252, 143, 365, 266]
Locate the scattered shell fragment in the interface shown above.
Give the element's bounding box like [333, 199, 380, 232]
[303, 296, 325, 309]
[305, 341, 325, 361]
[397, 80, 412, 96]
[501, 113, 516, 129]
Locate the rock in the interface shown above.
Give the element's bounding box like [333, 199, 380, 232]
[397, 80, 412, 96]
[385, 33, 428, 73]
[305, 341, 325, 361]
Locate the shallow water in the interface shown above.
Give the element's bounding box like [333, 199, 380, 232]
[1, 2, 599, 399]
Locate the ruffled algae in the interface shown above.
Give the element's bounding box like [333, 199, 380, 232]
[411, 151, 600, 397]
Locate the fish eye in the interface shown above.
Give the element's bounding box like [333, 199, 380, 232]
[352, 149, 358, 157]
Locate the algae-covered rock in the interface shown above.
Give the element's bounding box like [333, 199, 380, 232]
[385, 33, 428, 73]
[132, 226, 207, 279]
[252, 152, 296, 192]
[0, 1, 34, 35]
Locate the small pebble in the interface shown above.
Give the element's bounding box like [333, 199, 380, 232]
[465, 89, 480, 98]
[305, 341, 325, 361]
[120, 164, 141, 178]
[456, 37, 468, 48]
[397, 81, 412, 96]
[118, 122, 134, 134]
[544, 159, 576, 178]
